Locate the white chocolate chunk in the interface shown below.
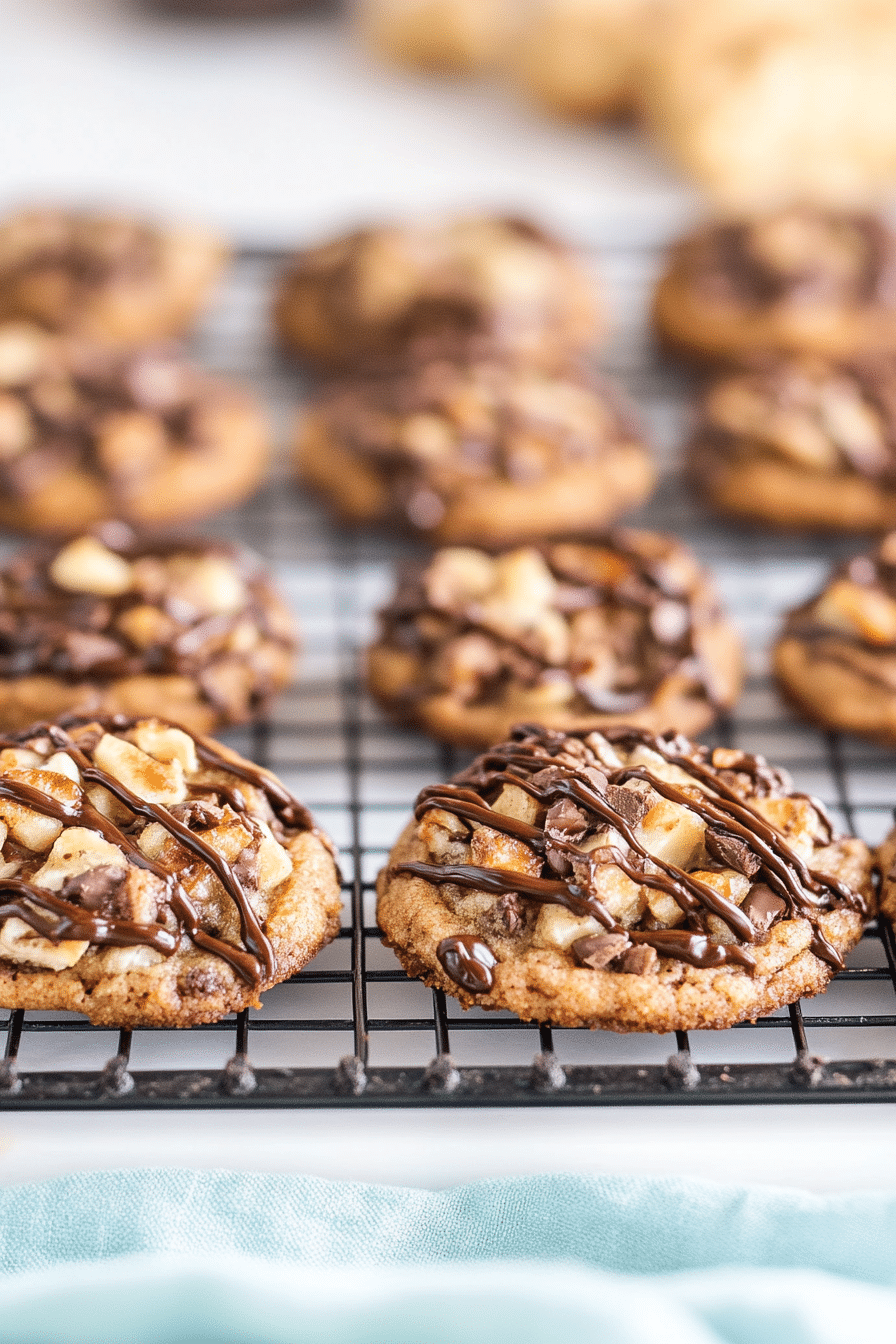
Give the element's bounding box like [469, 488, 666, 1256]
[636, 798, 706, 870]
[0, 915, 88, 969]
[49, 536, 133, 597]
[490, 784, 540, 826]
[93, 734, 186, 806]
[40, 752, 80, 783]
[131, 722, 199, 775]
[257, 827, 292, 894]
[33, 827, 126, 892]
[137, 821, 170, 860]
[534, 904, 601, 951]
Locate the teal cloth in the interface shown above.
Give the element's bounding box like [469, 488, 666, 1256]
[0, 1169, 893, 1342]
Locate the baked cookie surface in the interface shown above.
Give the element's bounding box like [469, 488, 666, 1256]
[0, 323, 269, 533]
[367, 533, 742, 747]
[774, 533, 896, 746]
[644, 0, 896, 207]
[275, 215, 601, 370]
[689, 356, 896, 531]
[0, 207, 227, 346]
[655, 207, 896, 366]
[377, 724, 872, 1032]
[297, 356, 651, 543]
[0, 715, 342, 1027]
[0, 527, 296, 735]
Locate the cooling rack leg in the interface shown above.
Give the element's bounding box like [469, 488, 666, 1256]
[223, 1009, 257, 1096]
[663, 1030, 700, 1090]
[0, 1010, 23, 1095]
[424, 989, 460, 1093]
[787, 1002, 823, 1087]
[531, 1023, 565, 1092]
[101, 1029, 135, 1097]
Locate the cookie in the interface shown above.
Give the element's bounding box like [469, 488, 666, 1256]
[296, 356, 651, 543]
[688, 357, 896, 531]
[367, 533, 742, 747]
[357, 0, 510, 73]
[0, 323, 269, 533]
[0, 715, 342, 1027]
[0, 207, 227, 346]
[508, 0, 659, 121]
[644, 0, 896, 207]
[274, 215, 602, 371]
[774, 533, 896, 746]
[874, 824, 896, 926]
[654, 207, 896, 367]
[0, 526, 296, 736]
[377, 723, 872, 1031]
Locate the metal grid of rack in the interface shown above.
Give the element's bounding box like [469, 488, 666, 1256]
[1, 241, 895, 1109]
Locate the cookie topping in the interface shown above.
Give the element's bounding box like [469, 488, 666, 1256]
[0, 526, 295, 718]
[312, 357, 640, 533]
[395, 724, 866, 987]
[436, 934, 497, 994]
[0, 716, 317, 987]
[0, 323, 233, 505]
[680, 208, 896, 311]
[698, 358, 896, 483]
[376, 535, 727, 718]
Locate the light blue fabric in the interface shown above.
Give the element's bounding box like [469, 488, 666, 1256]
[0, 1169, 893, 1342]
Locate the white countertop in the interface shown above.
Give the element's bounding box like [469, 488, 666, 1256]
[0, 0, 894, 1196]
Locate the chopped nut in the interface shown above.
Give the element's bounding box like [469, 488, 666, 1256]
[116, 604, 178, 650]
[32, 827, 126, 892]
[166, 555, 246, 617]
[534, 903, 601, 950]
[49, 536, 133, 597]
[0, 393, 32, 459]
[40, 752, 80, 784]
[131, 721, 198, 776]
[0, 323, 50, 386]
[0, 767, 80, 852]
[93, 733, 186, 807]
[256, 826, 292, 894]
[0, 915, 88, 970]
[490, 784, 540, 826]
[95, 410, 167, 477]
[645, 888, 686, 927]
[636, 797, 706, 869]
[470, 825, 542, 876]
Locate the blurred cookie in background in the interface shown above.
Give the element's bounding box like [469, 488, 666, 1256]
[508, 0, 661, 121]
[367, 533, 742, 746]
[356, 0, 511, 73]
[654, 206, 896, 366]
[775, 533, 896, 746]
[0, 324, 269, 533]
[295, 355, 652, 543]
[0, 208, 228, 347]
[688, 357, 896, 532]
[0, 526, 297, 734]
[644, 0, 896, 207]
[274, 215, 603, 371]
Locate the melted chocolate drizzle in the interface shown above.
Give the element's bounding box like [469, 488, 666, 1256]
[0, 715, 317, 987]
[396, 725, 867, 988]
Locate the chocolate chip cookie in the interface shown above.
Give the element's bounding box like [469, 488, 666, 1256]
[0, 207, 227, 346]
[688, 356, 896, 531]
[275, 215, 602, 371]
[0, 526, 296, 735]
[0, 715, 342, 1027]
[378, 724, 872, 1031]
[774, 533, 896, 746]
[358, 0, 510, 73]
[367, 533, 743, 747]
[296, 356, 651, 543]
[654, 207, 896, 367]
[0, 323, 269, 533]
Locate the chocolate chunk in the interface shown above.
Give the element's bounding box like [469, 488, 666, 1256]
[169, 800, 226, 830]
[437, 933, 496, 994]
[704, 829, 761, 877]
[497, 892, 523, 934]
[61, 863, 128, 916]
[741, 883, 787, 933]
[571, 932, 629, 970]
[605, 784, 650, 827]
[545, 798, 589, 841]
[619, 944, 658, 975]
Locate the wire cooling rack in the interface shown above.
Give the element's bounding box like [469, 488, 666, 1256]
[2, 239, 896, 1109]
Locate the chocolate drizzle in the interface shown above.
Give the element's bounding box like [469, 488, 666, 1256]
[0, 715, 318, 987]
[395, 724, 867, 986]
